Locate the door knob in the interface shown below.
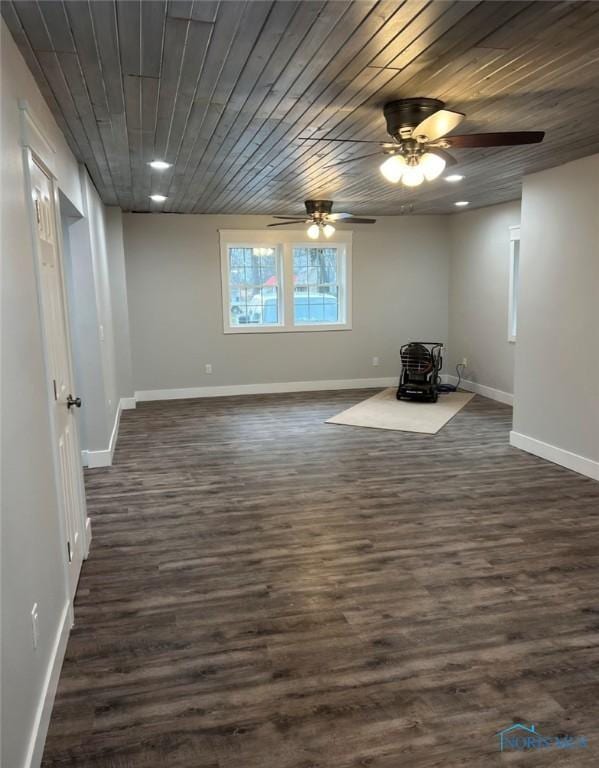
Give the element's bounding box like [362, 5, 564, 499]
[67, 394, 82, 409]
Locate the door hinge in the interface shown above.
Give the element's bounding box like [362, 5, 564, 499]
[52, 378, 58, 400]
[67, 540, 72, 563]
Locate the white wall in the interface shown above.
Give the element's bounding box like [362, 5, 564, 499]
[85, 175, 119, 435]
[512, 154, 599, 476]
[1, 19, 79, 768]
[105, 208, 134, 402]
[62, 189, 107, 454]
[62, 176, 132, 458]
[60, 196, 90, 450]
[448, 201, 521, 396]
[122, 214, 450, 394]
[1, 18, 131, 766]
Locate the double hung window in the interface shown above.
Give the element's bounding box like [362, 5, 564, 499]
[220, 230, 352, 333]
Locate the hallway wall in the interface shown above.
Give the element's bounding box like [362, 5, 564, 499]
[62, 177, 134, 462]
[512, 153, 599, 478]
[447, 200, 521, 398]
[1, 18, 80, 768]
[105, 207, 134, 404]
[1, 17, 132, 767]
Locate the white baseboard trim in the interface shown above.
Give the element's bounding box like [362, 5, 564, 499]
[135, 377, 398, 402]
[510, 431, 599, 481]
[84, 403, 120, 468]
[82, 449, 112, 469]
[25, 600, 71, 768]
[445, 375, 513, 406]
[81, 396, 135, 468]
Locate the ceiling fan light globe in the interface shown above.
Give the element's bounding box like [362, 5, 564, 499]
[307, 223, 320, 240]
[401, 165, 424, 187]
[420, 152, 446, 181]
[323, 223, 335, 238]
[380, 155, 406, 183]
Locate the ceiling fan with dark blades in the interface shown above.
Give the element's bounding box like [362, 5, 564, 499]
[268, 200, 375, 239]
[298, 98, 545, 187]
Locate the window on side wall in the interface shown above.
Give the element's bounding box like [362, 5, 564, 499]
[220, 230, 352, 334]
[508, 225, 520, 342]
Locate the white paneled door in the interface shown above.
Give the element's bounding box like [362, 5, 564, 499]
[29, 154, 88, 600]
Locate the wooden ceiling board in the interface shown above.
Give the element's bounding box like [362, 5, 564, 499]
[250, 3, 599, 214]
[3, 0, 599, 214]
[184, 0, 351, 211]
[171, 0, 280, 210]
[213, 2, 529, 212]
[171, 0, 307, 210]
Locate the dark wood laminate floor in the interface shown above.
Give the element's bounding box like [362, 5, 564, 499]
[42, 391, 599, 767]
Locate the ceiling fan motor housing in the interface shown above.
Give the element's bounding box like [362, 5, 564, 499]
[383, 98, 445, 139]
[305, 199, 333, 218]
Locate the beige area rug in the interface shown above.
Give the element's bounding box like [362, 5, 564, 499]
[326, 388, 475, 434]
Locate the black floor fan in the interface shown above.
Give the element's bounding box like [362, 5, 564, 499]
[396, 342, 443, 402]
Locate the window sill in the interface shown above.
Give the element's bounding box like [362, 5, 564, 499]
[223, 324, 352, 335]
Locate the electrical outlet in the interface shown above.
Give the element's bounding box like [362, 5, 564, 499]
[372, 356, 380, 367]
[99, 324, 105, 341]
[462, 357, 468, 367]
[31, 603, 39, 650]
[205, 363, 213, 375]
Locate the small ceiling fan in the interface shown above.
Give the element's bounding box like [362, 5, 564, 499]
[299, 98, 545, 187]
[268, 199, 375, 239]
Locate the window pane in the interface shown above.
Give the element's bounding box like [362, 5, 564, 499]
[228, 247, 280, 326]
[293, 247, 341, 324]
[510, 241, 520, 338]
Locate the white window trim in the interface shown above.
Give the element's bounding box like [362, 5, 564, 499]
[219, 229, 352, 334]
[508, 225, 520, 343]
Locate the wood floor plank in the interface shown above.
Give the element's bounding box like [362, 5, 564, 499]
[42, 391, 599, 767]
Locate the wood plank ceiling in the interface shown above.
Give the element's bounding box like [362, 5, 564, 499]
[3, 0, 599, 215]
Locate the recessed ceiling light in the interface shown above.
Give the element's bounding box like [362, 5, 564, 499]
[454, 201, 469, 207]
[148, 160, 172, 170]
[149, 194, 167, 202]
[445, 174, 464, 182]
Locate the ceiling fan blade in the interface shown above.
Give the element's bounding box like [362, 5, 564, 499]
[327, 212, 354, 221]
[426, 148, 457, 167]
[272, 216, 306, 220]
[336, 217, 376, 224]
[412, 109, 465, 142]
[444, 131, 545, 148]
[324, 151, 383, 169]
[298, 137, 396, 146]
[267, 221, 309, 227]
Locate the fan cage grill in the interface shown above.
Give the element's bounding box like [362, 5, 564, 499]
[400, 344, 434, 375]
